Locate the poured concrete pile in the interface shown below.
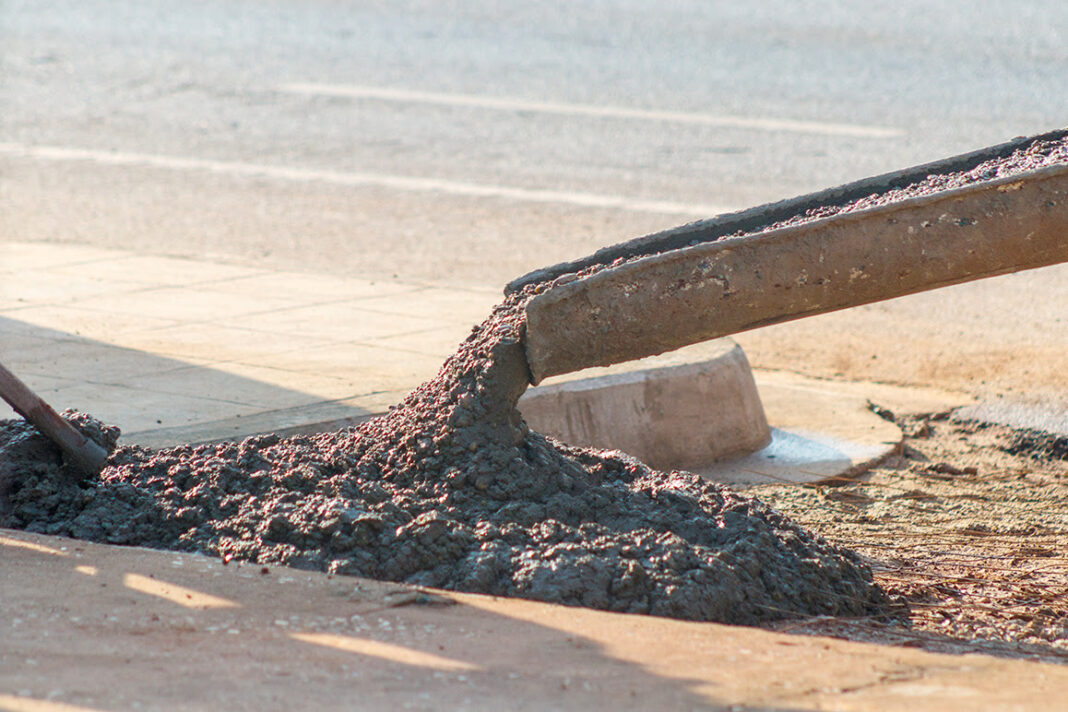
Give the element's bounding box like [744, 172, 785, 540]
[0, 290, 888, 623]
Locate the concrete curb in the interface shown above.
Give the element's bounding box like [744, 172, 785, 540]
[518, 339, 769, 469]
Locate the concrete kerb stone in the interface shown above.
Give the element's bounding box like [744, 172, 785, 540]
[518, 339, 770, 469]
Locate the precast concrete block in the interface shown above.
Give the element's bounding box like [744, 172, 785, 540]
[518, 339, 769, 470]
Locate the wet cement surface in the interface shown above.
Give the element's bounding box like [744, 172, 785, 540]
[781, 133, 1068, 226]
[0, 289, 887, 624]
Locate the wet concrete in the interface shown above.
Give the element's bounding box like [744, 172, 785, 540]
[1, 288, 887, 624]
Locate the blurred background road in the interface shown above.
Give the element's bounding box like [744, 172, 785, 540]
[2, 0, 1066, 406]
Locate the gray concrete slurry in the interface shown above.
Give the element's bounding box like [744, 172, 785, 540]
[954, 398, 1068, 437]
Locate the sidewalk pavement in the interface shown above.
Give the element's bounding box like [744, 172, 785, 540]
[1, 241, 969, 481]
[0, 241, 500, 447]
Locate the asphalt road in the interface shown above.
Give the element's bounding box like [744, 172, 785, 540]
[1, 0, 1066, 404]
[3, 0, 1066, 281]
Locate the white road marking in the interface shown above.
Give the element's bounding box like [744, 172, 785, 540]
[0, 142, 733, 218]
[279, 83, 903, 139]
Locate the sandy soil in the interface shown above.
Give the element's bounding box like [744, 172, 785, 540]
[755, 409, 1068, 664]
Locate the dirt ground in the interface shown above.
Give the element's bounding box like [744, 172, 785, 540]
[753, 408, 1068, 664]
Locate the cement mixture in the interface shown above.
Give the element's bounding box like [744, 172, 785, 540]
[784, 134, 1068, 226]
[0, 291, 888, 623]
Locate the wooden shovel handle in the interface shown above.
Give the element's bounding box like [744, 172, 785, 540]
[0, 360, 109, 474]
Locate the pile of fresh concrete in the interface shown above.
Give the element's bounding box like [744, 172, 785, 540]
[1, 292, 888, 624]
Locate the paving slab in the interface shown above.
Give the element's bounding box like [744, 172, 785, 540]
[2, 529, 1065, 712]
[0, 242, 499, 446]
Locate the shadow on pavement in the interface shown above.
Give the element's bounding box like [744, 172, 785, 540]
[0, 316, 376, 449]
